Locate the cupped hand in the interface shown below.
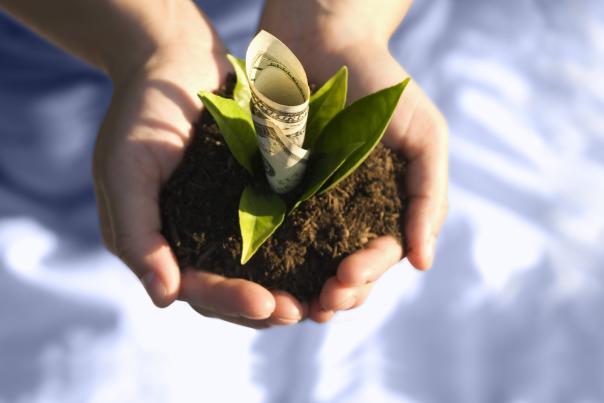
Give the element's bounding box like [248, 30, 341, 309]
[92, 29, 307, 329]
[314, 44, 449, 270]
[300, 45, 448, 322]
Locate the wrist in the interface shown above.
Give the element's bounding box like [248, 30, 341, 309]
[105, 1, 225, 87]
[259, 0, 409, 55]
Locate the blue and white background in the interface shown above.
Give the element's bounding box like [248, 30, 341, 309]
[1, 1, 604, 402]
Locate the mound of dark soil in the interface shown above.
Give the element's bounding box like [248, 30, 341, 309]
[160, 78, 406, 301]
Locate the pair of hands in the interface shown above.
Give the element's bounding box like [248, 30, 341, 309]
[92, 1, 448, 329]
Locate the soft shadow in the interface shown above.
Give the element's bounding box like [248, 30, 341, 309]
[378, 221, 483, 402]
[251, 323, 326, 403]
[0, 267, 118, 402]
[379, 218, 604, 402]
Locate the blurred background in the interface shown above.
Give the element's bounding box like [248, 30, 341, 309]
[1, 0, 603, 402]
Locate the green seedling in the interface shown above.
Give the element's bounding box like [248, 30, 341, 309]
[199, 56, 409, 264]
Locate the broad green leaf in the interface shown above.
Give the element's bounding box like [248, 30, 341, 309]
[317, 78, 410, 193]
[226, 54, 252, 109]
[304, 66, 348, 149]
[293, 142, 363, 210]
[239, 185, 286, 264]
[198, 91, 259, 176]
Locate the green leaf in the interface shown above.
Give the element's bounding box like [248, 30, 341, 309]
[304, 66, 348, 149]
[239, 185, 286, 264]
[198, 91, 259, 176]
[293, 142, 362, 210]
[316, 78, 410, 193]
[227, 54, 252, 109]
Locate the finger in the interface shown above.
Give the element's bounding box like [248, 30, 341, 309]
[125, 232, 181, 308]
[179, 270, 276, 320]
[192, 306, 271, 330]
[348, 283, 374, 309]
[337, 236, 403, 286]
[321, 275, 377, 312]
[308, 298, 335, 324]
[99, 147, 180, 307]
[404, 186, 448, 270]
[267, 291, 306, 326]
[383, 78, 448, 271]
[319, 277, 356, 312]
[402, 109, 448, 271]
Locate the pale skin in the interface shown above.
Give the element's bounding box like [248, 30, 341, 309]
[2, 0, 448, 328]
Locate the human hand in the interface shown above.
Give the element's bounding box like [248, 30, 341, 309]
[306, 50, 448, 322]
[92, 5, 308, 329]
[260, 0, 449, 322]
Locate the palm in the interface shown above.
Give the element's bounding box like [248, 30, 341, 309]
[300, 46, 448, 270]
[93, 56, 221, 258]
[94, 50, 313, 328]
[267, 44, 449, 318]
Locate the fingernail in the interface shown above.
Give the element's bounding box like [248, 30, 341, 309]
[141, 272, 166, 302]
[241, 299, 276, 320]
[241, 312, 271, 320]
[317, 310, 335, 323]
[319, 309, 334, 316]
[334, 295, 356, 311]
[276, 305, 303, 323]
[274, 317, 300, 325]
[288, 304, 303, 320]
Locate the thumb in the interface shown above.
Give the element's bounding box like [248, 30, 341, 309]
[97, 150, 180, 308]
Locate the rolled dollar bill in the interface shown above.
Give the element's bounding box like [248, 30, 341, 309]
[245, 30, 311, 194]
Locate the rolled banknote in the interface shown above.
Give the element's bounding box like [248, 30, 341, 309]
[245, 30, 311, 194]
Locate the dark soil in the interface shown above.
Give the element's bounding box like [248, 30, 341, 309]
[160, 76, 406, 301]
